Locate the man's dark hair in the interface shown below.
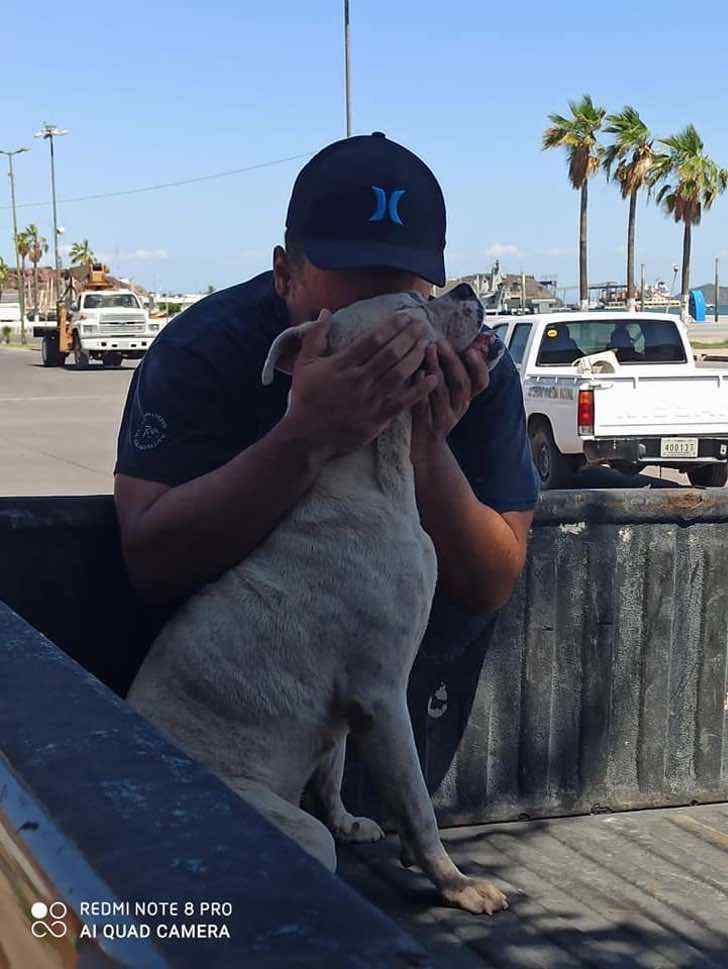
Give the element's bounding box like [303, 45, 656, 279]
[284, 229, 307, 269]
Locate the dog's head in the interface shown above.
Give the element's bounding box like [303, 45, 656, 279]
[261, 283, 505, 385]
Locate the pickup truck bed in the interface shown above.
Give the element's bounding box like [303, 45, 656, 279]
[341, 803, 728, 968]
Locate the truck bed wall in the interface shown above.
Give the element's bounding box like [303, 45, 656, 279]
[2, 491, 726, 826]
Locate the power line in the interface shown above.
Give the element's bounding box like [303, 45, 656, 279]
[1, 150, 316, 211]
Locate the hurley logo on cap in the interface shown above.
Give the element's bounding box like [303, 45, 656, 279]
[368, 186, 406, 225]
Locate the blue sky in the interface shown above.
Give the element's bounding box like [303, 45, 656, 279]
[3, 0, 728, 294]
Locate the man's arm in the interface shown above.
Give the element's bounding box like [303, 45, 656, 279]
[116, 417, 332, 605]
[116, 311, 436, 605]
[411, 341, 537, 615]
[413, 445, 532, 614]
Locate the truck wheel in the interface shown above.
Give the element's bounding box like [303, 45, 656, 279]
[73, 337, 91, 370]
[102, 352, 123, 368]
[530, 422, 574, 490]
[41, 335, 62, 367]
[687, 464, 728, 488]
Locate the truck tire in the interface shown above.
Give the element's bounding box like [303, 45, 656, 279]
[687, 464, 728, 488]
[529, 421, 574, 490]
[41, 334, 63, 367]
[73, 337, 91, 370]
[102, 352, 123, 368]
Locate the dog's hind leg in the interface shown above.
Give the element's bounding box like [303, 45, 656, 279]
[353, 698, 509, 915]
[226, 778, 337, 873]
[306, 736, 385, 845]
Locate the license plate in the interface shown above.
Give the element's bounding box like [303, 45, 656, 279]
[660, 438, 698, 458]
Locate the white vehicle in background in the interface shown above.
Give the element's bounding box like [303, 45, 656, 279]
[67, 289, 161, 368]
[35, 264, 162, 368]
[491, 312, 728, 489]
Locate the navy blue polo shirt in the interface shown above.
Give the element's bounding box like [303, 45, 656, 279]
[115, 271, 539, 656]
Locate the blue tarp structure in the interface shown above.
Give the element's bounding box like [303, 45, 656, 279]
[689, 288, 707, 321]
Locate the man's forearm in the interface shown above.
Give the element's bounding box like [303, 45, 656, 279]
[121, 416, 333, 604]
[414, 444, 526, 614]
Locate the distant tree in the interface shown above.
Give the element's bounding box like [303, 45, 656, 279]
[543, 94, 606, 310]
[15, 230, 31, 308]
[604, 107, 659, 312]
[25, 224, 49, 320]
[0, 257, 8, 303]
[650, 125, 728, 322]
[69, 239, 96, 269]
[206, 284, 215, 295]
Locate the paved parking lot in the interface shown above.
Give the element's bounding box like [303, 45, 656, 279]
[1, 346, 725, 497]
[0, 347, 138, 496]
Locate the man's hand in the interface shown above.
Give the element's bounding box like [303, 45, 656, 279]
[410, 340, 490, 466]
[284, 310, 439, 459]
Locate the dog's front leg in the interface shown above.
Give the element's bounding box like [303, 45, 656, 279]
[354, 699, 508, 916]
[308, 735, 385, 844]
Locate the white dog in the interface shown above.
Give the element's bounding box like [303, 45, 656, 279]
[128, 284, 509, 915]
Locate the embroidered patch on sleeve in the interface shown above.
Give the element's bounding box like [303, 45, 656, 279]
[133, 413, 168, 451]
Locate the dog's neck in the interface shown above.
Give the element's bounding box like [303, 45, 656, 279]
[314, 412, 416, 509]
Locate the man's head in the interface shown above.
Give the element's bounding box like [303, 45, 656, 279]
[274, 133, 446, 324]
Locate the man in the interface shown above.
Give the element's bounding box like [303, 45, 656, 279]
[115, 132, 538, 669]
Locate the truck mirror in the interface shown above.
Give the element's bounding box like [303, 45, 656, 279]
[71, 303, 79, 313]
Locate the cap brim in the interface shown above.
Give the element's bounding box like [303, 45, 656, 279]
[302, 239, 446, 288]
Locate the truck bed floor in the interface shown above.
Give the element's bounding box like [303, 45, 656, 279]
[338, 803, 728, 968]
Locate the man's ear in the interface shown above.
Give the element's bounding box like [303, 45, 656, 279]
[273, 245, 291, 299]
[261, 320, 320, 385]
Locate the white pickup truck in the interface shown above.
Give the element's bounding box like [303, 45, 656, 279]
[67, 289, 160, 368]
[491, 311, 728, 489]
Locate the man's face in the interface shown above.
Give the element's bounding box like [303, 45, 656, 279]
[273, 246, 431, 325]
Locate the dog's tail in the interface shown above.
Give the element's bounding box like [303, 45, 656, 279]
[229, 778, 338, 873]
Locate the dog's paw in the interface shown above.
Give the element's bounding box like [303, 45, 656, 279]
[441, 877, 509, 916]
[331, 813, 385, 844]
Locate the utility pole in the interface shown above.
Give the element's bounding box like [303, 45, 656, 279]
[715, 257, 720, 323]
[344, 1, 352, 137]
[640, 263, 645, 311]
[34, 123, 68, 309]
[1, 147, 30, 344]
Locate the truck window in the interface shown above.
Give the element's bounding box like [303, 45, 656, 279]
[83, 293, 141, 309]
[491, 323, 509, 341]
[507, 323, 532, 366]
[536, 319, 686, 366]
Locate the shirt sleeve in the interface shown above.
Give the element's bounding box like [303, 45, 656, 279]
[448, 350, 540, 512]
[114, 341, 238, 487]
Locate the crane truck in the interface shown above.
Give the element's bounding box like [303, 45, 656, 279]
[34, 263, 161, 369]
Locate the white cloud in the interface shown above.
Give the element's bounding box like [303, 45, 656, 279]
[114, 248, 169, 262]
[538, 247, 576, 258]
[484, 242, 522, 259]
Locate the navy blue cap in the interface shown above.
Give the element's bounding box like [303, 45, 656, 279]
[286, 132, 447, 287]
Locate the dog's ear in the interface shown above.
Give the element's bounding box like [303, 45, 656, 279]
[261, 319, 321, 385]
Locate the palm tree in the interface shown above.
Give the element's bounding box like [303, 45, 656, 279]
[15, 230, 31, 311]
[543, 95, 606, 310]
[25, 223, 49, 321]
[604, 107, 658, 313]
[0, 257, 8, 301]
[69, 239, 96, 269]
[650, 125, 728, 323]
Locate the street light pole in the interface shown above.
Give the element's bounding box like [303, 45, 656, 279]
[715, 257, 720, 324]
[34, 123, 68, 307]
[344, 0, 352, 137]
[0, 147, 30, 344]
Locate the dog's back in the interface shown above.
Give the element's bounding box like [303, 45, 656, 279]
[127, 409, 436, 802]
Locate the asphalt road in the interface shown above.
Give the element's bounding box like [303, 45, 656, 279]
[1, 346, 726, 497]
[0, 347, 138, 497]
